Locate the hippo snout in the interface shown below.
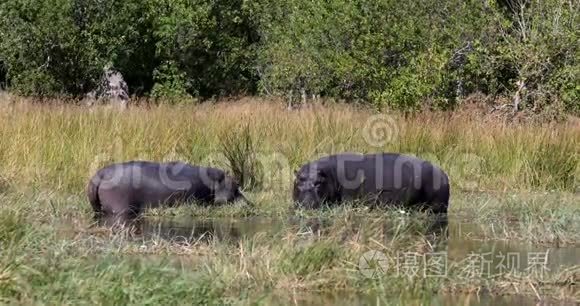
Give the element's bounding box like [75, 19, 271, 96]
[296, 197, 318, 209]
[214, 190, 237, 204]
[294, 188, 323, 209]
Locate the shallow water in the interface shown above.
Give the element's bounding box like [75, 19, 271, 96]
[136, 216, 579, 273]
[446, 221, 579, 275]
[135, 215, 448, 244]
[132, 215, 579, 305]
[265, 291, 579, 306]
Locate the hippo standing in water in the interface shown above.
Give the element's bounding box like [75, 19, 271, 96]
[87, 161, 252, 225]
[292, 153, 450, 214]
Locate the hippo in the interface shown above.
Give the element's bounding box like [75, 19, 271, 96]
[292, 153, 450, 214]
[86, 160, 252, 225]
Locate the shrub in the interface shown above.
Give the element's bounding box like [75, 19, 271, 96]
[0, 0, 257, 99]
[461, 0, 579, 115]
[0, 0, 577, 114]
[253, 0, 491, 109]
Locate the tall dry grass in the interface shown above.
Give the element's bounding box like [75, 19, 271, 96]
[0, 95, 578, 304]
[0, 96, 578, 196]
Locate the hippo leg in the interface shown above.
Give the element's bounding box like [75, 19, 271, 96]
[419, 189, 449, 215]
[101, 212, 131, 227]
[98, 190, 142, 227]
[428, 197, 449, 214]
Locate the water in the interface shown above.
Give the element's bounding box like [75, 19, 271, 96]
[135, 216, 579, 272]
[446, 222, 580, 275]
[263, 292, 579, 306]
[129, 216, 579, 306]
[135, 215, 449, 245]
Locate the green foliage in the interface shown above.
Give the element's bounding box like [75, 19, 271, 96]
[0, 0, 94, 96]
[142, 0, 259, 98]
[151, 61, 192, 100]
[71, 0, 159, 95]
[0, 0, 257, 99]
[0, 0, 577, 113]
[0, 209, 28, 246]
[462, 0, 579, 114]
[253, 0, 492, 109]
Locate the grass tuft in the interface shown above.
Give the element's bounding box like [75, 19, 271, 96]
[220, 123, 264, 191]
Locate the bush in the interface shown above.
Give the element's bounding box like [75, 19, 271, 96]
[0, 0, 257, 99]
[252, 0, 491, 109]
[0, 0, 97, 96]
[149, 0, 259, 99]
[0, 0, 577, 114]
[460, 0, 579, 114]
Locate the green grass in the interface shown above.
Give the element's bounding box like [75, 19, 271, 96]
[0, 97, 578, 304]
[0, 189, 578, 304]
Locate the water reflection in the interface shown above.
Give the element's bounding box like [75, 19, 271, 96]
[127, 215, 578, 306]
[134, 215, 578, 275]
[258, 291, 577, 306]
[134, 214, 449, 246]
[442, 221, 580, 274]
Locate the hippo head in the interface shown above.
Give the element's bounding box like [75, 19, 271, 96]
[293, 166, 336, 209]
[209, 171, 253, 207]
[213, 174, 242, 204]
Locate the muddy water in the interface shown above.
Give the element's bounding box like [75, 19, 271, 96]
[136, 215, 449, 245]
[136, 216, 579, 273]
[265, 292, 580, 306]
[133, 216, 579, 306]
[446, 222, 580, 275]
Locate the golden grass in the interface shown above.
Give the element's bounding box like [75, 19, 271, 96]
[0, 95, 578, 304]
[0, 96, 578, 196]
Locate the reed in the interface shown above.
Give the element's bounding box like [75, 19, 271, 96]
[0, 97, 577, 196]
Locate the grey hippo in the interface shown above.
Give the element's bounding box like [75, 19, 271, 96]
[292, 152, 450, 214]
[87, 160, 251, 225]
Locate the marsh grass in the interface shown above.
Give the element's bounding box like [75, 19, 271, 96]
[0, 208, 29, 246]
[220, 122, 264, 191]
[1, 192, 578, 304]
[0, 97, 577, 195]
[0, 97, 578, 304]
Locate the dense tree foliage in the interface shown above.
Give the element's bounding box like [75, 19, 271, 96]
[0, 0, 577, 113]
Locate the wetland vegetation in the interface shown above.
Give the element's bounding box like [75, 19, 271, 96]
[0, 98, 578, 305]
[0, 0, 578, 303]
